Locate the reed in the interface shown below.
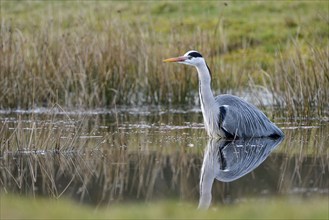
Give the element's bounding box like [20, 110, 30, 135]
[0, 1, 328, 117]
[0, 16, 196, 107]
[268, 43, 329, 118]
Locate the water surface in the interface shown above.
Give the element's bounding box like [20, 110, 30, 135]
[0, 106, 328, 208]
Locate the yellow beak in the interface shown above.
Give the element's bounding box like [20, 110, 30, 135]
[163, 56, 188, 63]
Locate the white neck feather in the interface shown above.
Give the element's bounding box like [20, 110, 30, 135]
[196, 63, 219, 137]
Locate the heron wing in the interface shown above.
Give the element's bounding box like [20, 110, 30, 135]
[218, 104, 249, 138]
[218, 106, 236, 138]
[215, 94, 283, 138]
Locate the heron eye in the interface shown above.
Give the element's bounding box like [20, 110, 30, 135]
[188, 56, 193, 60]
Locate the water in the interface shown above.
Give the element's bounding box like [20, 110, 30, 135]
[0, 106, 328, 208]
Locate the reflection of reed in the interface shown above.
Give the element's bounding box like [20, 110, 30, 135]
[0, 114, 328, 206]
[0, 111, 204, 205]
[2, 126, 327, 207]
[0, 148, 202, 205]
[0, 113, 104, 154]
[276, 123, 329, 195]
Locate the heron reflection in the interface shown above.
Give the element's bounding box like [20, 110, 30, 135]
[198, 137, 284, 209]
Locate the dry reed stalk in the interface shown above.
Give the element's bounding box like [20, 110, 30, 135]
[0, 14, 328, 117]
[268, 43, 329, 118]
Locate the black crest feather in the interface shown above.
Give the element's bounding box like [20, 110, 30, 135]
[188, 51, 203, 58]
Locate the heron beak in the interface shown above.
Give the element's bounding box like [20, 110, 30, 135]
[163, 56, 188, 63]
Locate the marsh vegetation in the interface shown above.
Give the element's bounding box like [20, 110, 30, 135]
[0, 1, 328, 219]
[1, 1, 328, 117]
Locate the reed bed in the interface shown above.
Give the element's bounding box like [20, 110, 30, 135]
[269, 44, 329, 118]
[0, 11, 198, 107]
[0, 1, 328, 117]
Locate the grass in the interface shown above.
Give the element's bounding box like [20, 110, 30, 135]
[1, 194, 328, 219]
[0, 1, 328, 117]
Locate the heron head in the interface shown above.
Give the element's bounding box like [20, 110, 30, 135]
[163, 50, 205, 67]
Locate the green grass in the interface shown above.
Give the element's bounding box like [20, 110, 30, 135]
[0, 1, 328, 116]
[1, 194, 328, 219]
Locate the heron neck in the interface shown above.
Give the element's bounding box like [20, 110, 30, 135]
[196, 64, 216, 107]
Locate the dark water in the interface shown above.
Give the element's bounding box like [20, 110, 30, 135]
[0, 107, 328, 208]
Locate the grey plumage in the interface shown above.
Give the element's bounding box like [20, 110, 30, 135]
[164, 50, 284, 139]
[215, 94, 284, 138]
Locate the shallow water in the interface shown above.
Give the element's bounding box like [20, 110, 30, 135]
[0, 106, 328, 208]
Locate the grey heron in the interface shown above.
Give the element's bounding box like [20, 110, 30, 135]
[163, 50, 284, 139]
